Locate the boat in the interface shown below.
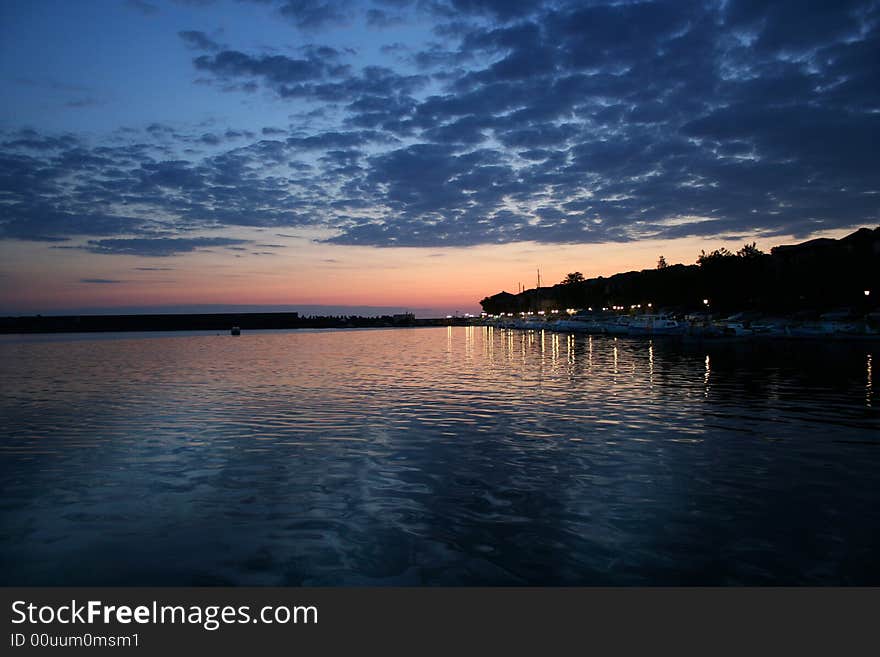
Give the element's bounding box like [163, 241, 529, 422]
[604, 316, 633, 335]
[551, 312, 611, 334]
[750, 319, 789, 336]
[786, 321, 860, 337]
[627, 314, 683, 336]
[684, 314, 723, 337]
[718, 320, 753, 336]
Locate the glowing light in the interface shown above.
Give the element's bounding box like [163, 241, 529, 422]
[865, 290, 871, 296]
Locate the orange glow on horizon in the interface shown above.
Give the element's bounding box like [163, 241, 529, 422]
[0, 225, 864, 315]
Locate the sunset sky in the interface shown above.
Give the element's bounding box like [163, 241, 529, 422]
[1, 0, 877, 316]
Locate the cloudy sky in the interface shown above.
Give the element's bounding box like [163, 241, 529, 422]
[1, 0, 877, 315]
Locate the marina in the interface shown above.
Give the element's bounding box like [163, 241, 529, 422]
[479, 310, 880, 340]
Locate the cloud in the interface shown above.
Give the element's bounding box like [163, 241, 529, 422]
[126, 0, 159, 15]
[237, 0, 356, 30]
[2, 0, 878, 252]
[366, 8, 405, 28]
[82, 237, 252, 257]
[179, 30, 223, 52]
[193, 50, 333, 86]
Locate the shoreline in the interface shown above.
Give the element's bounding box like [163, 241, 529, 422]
[479, 321, 880, 342]
[0, 312, 474, 335]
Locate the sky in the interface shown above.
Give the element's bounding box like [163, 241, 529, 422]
[1, 0, 878, 316]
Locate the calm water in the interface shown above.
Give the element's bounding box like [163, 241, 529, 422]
[1, 327, 878, 585]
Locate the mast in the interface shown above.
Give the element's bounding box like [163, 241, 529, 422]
[536, 268, 541, 312]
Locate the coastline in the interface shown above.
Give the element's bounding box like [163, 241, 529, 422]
[0, 312, 473, 335]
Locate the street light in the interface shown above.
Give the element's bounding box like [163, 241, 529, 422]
[865, 290, 871, 297]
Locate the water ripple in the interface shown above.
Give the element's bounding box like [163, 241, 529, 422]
[0, 327, 878, 585]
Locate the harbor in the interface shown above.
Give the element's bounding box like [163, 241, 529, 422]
[478, 308, 880, 340]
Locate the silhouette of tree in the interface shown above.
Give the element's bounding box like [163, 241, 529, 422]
[657, 255, 668, 269]
[697, 247, 734, 266]
[561, 272, 585, 285]
[737, 242, 764, 258]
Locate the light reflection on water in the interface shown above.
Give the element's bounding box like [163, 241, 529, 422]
[0, 326, 878, 585]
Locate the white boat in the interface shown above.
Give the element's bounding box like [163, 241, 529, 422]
[552, 314, 609, 333]
[514, 318, 546, 330]
[750, 319, 788, 336]
[627, 314, 682, 336]
[786, 321, 860, 337]
[719, 321, 753, 336]
[604, 316, 633, 335]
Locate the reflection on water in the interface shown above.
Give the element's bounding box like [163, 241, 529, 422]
[0, 327, 878, 585]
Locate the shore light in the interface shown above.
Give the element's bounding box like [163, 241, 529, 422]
[866, 290, 871, 296]
[703, 299, 710, 306]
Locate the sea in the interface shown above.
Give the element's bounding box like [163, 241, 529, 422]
[1, 326, 877, 585]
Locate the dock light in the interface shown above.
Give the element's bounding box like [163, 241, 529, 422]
[866, 290, 871, 296]
[588, 307, 593, 311]
[647, 303, 652, 308]
[538, 311, 545, 315]
[703, 299, 709, 306]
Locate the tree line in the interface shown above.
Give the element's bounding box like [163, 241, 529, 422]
[480, 227, 880, 316]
